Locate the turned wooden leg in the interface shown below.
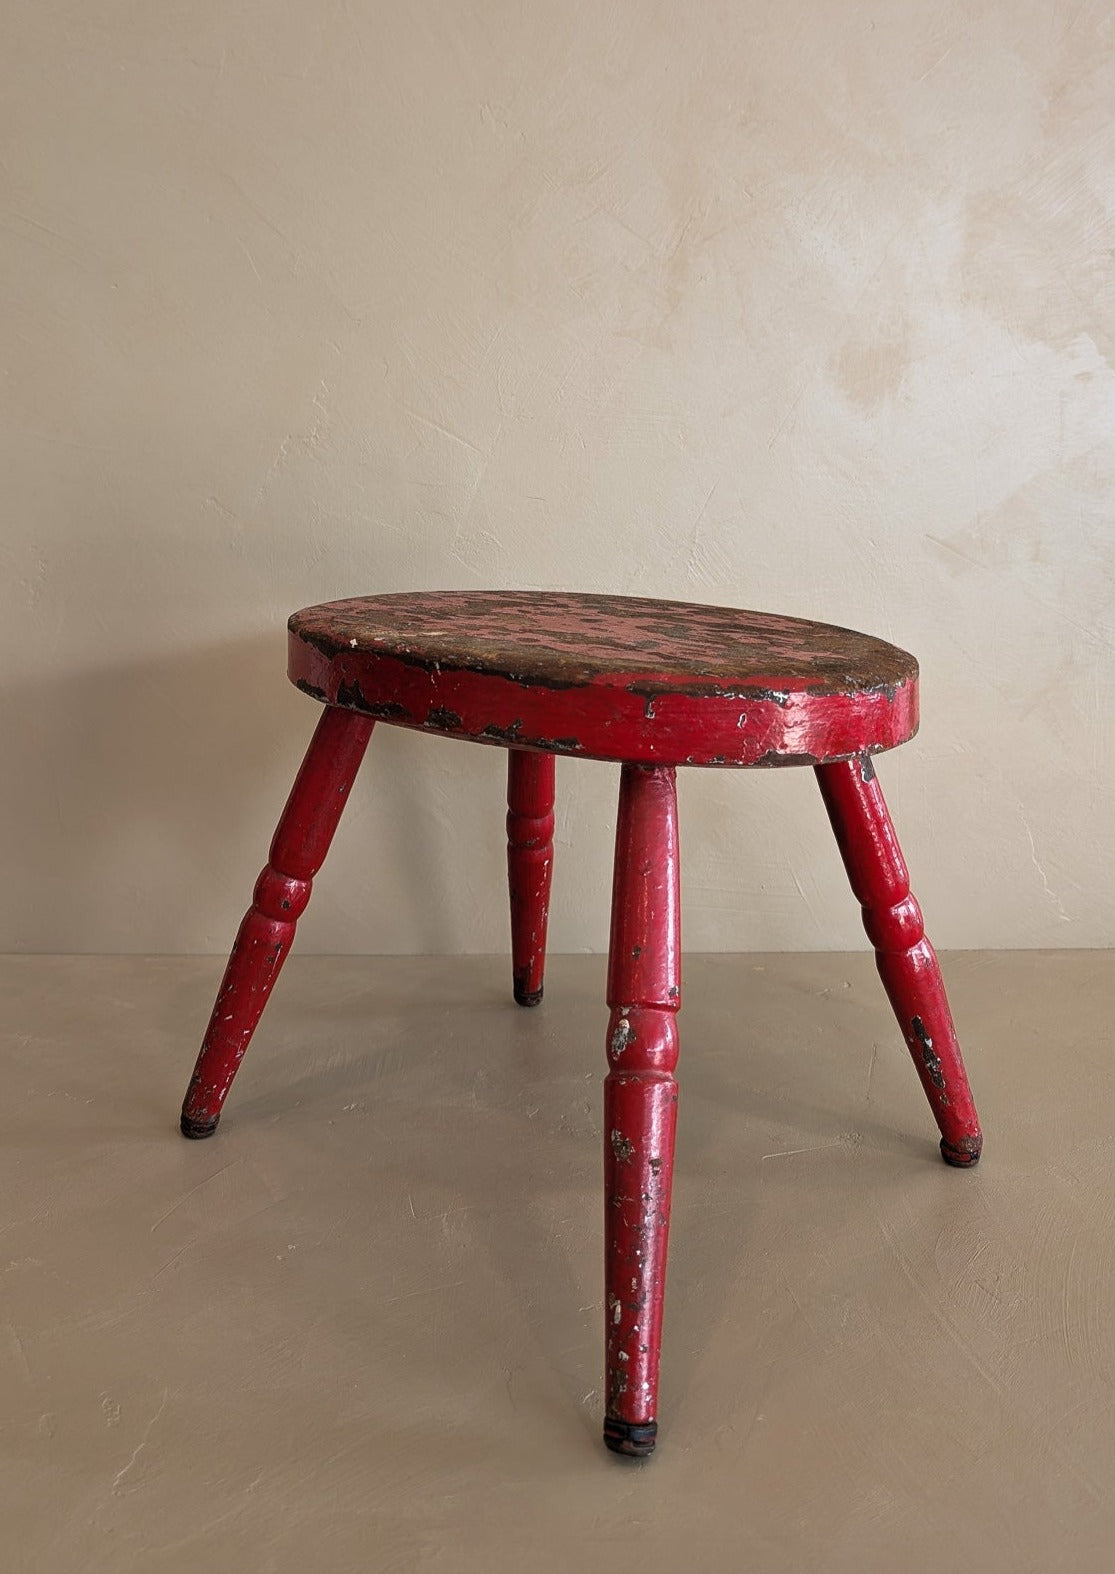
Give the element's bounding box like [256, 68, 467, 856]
[506, 749, 555, 1007]
[180, 706, 375, 1138]
[815, 755, 982, 1167]
[603, 763, 681, 1457]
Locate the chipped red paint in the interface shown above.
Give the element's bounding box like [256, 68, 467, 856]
[180, 706, 374, 1137]
[506, 750, 555, 1006]
[603, 764, 681, 1457]
[179, 591, 983, 1459]
[288, 592, 918, 768]
[815, 759, 982, 1166]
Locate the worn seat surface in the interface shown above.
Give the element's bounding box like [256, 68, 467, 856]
[288, 591, 918, 767]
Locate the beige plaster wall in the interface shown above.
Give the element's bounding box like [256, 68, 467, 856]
[3, 0, 1113, 954]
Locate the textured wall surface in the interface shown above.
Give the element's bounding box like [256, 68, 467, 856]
[3, 0, 1113, 953]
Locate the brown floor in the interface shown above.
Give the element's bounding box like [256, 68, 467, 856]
[2, 952, 1113, 1573]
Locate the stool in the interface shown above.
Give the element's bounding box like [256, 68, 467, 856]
[179, 591, 982, 1458]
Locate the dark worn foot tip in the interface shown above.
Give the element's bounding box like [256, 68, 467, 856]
[603, 1418, 657, 1457]
[940, 1136, 982, 1168]
[513, 986, 544, 1008]
[180, 1113, 219, 1140]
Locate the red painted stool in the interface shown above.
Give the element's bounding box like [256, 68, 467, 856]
[179, 592, 981, 1458]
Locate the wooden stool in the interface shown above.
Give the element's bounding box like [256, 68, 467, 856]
[179, 592, 982, 1458]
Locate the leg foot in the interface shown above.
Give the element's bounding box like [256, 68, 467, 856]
[941, 1134, 982, 1168]
[179, 706, 374, 1135]
[603, 1417, 658, 1457]
[507, 750, 555, 1008]
[180, 1113, 220, 1140]
[603, 763, 680, 1454]
[816, 757, 983, 1163]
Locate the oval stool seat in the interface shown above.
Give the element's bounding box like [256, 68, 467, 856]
[288, 590, 918, 767]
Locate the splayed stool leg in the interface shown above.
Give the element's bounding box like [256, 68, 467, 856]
[506, 749, 555, 1007]
[602, 763, 681, 1457]
[180, 706, 374, 1138]
[815, 755, 982, 1167]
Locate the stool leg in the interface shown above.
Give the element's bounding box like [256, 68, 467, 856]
[815, 756, 982, 1167]
[603, 763, 681, 1458]
[180, 706, 375, 1138]
[506, 749, 555, 1006]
